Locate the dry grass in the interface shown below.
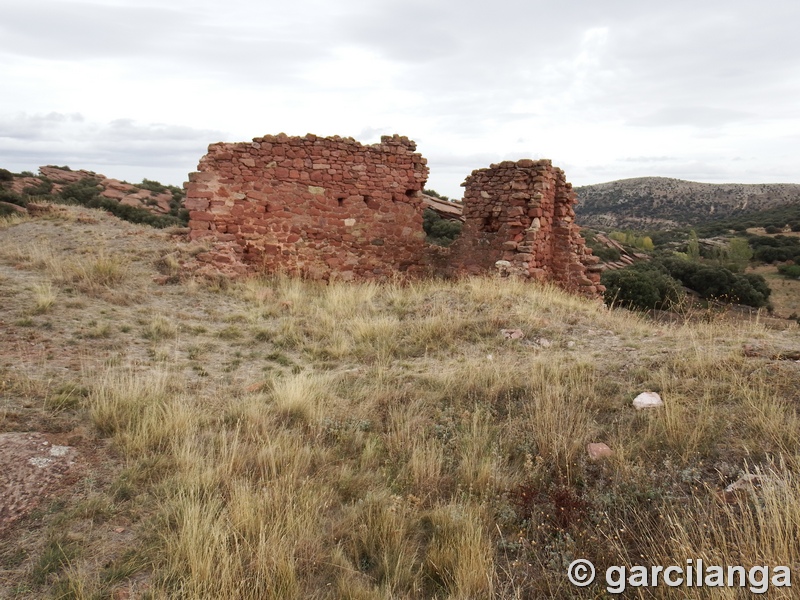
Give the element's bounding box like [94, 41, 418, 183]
[13, 240, 130, 299]
[32, 281, 57, 313]
[2, 210, 799, 599]
[751, 264, 800, 318]
[79, 276, 794, 598]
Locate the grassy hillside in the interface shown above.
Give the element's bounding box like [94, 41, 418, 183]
[575, 177, 800, 231]
[1, 206, 799, 598]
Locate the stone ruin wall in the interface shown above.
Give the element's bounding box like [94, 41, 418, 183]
[447, 159, 603, 295]
[185, 135, 603, 296]
[186, 134, 429, 280]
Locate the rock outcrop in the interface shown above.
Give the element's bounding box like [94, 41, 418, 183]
[9, 166, 178, 216]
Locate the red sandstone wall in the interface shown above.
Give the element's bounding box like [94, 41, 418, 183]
[185, 133, 429, 280]
[185, 135, 602, 297]
[448, 159, 603, 296]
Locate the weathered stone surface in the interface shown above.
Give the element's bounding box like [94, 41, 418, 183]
[186, 134, 429, 281]
[446, 159, 603, 297]
[184, 136, 601, 297]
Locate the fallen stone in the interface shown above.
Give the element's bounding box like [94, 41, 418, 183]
[501, 328, 524, 340]
[724, 473, 766, 493]
[718, 473, 771, 504]
[632, 391, 663, 410]
[586, 442, 613, 460]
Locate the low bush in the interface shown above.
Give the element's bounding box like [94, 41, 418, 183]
[601, 264, 684, 311]
[658, 257, 771, 307]
[423, 208, 462, 247]
[778, 264, 800, 279]
[0, 188, 25, 206]
[22, 179, 54, 196]
[603, 257, 773, 310]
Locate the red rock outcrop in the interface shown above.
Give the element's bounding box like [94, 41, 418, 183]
[447, 159, 603, 296]
[11, 166, 177, 216]
[185, 134, 429, 280]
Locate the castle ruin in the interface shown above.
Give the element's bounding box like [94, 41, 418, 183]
[185, 134, 603, 295]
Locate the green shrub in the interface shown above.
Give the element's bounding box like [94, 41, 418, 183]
[0, 188, 25, 206]
[423, 188, 450, 201]
[22, 179, 54, 196]
[593, 246, 621, 262]
[657, 256, 771, 307]
[60, 177, 103, 204]
[601, 265, 684, 311]
[0, 201, 23, 216]
[0, 168, 13, 182]
[423, 208, 462, 246]
[754, 247, 797, 263]
[136, 178, 168, 194]
[778, 264, 800, 279]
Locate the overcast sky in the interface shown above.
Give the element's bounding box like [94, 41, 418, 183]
[2, 0, 800, 199]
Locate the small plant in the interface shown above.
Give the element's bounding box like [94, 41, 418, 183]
[33, 281, 57, 313]
[31, 536, 79, 586]
[143, 314, 178, 341]
[45, 383, 90, 412]
[423, 208, 462, 246]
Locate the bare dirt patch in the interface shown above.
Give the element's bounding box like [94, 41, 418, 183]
[0, 432, 81, 532]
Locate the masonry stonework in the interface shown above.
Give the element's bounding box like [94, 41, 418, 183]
[447, 159, 603, 295]
[185, 135, 603, 297]
[186, 133, 429, 280]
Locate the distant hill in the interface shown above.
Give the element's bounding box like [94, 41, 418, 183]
[574, 177, 800, 230]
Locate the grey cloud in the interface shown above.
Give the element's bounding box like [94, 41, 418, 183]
[0, 2, 190, 59]
[0, 115, 226, 185]
[3, 0, 800, 192]
[0, 112, 84, 140]
[0, 0, 334, 86]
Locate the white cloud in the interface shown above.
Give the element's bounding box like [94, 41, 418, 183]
[1, 0, 800, 197]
